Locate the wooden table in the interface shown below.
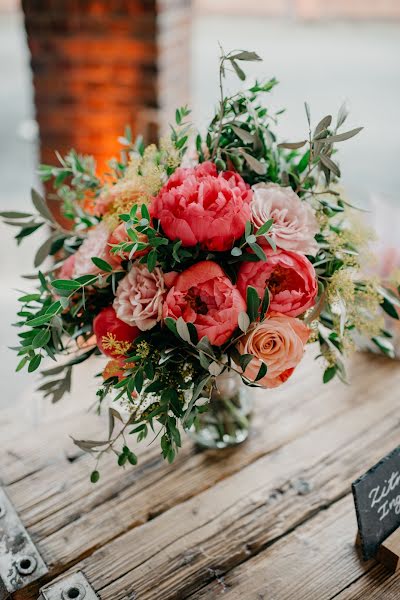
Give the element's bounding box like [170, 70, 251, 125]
[1, 349, 400, 599]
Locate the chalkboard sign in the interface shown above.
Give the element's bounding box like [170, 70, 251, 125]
[352, 446, 400, 560]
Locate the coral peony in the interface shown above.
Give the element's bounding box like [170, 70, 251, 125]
[150, 161, 252, 251]
[73, 223, 119, 278]
[250, 183, 319, 255]
[163, 261, 246, 346]
[237, 312, 310, 388]
[237, 248, 317, 317]
[114, 263, 165, 331]
[93, 306, 139, 358]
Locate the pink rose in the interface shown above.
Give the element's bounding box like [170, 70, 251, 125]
[163, 261, 246, 346]
[114, 263, 165, 331]
[237, 248, 317, 317]
[237, 312, 310, 388]
[150, 161, 252, 252]
[58, 254, 75, 279]
[73, 223, 118, 278]
[250, 183, 319, 256]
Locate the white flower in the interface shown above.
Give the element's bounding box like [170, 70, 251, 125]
[251, 183, 319, 256]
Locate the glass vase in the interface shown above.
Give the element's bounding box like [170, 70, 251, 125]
[187, 370, 252, 449]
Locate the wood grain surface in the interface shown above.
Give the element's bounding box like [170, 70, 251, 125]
[1, 348, 399, 599]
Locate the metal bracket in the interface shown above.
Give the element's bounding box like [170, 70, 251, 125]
[0, 486, 48, 599]
[38, 572, 99, 600]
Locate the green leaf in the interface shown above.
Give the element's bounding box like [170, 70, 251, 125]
[254, 361, 267, 382]
[16, 356, 28, 372]
[231, 125, 255, 145]
[260, 288, 270, 318]
[314, 115, 332, 137]
[256, 219, 273, 237]
[32, 329, 51, 349]
[28, 354, 42, 373]
[241, 151, 267, 175]
[239, 353, 253, 372]
[231, 247, 242, 257]
[230, 59, 246, 81]
[0, 211, 32, 219]
[176, 317, 192, 343]
[238, 311, 250, 333]
[165, 317, 178, 336]
[134, 369, 144, 393]
[304, 102, 311, 126]
[34, 236, 56, 268]
[51, 279, 81, 291]
[26, 302, 62, 327]
[230, 50, 262, 62]
[91, 256, 113, 272]
[31, 188, 54, 222]
[323, 365, 337, 384]
[147, 249, 157, 273]
[90, 470, 100, 483]
[246, 286, 260, 322]
[324, 127, 363, 144]
[249, 242, 267, 261]
[381, 297, 399, 320]
[319, 154, 341, 178]
[278, 140, 307, 150]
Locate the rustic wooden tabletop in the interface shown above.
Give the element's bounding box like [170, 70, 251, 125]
[1, 349, 400, 599]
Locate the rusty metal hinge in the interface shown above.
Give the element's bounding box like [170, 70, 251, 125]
[0, 486, 48, 599]
[38, 572, 99, 600]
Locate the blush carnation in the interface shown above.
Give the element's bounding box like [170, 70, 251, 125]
[114, 263, 165, 331]
[251, 183, 319, 256]
[237, 312, 310, 388]
[237, 248, 317, 317]
[73, 223, 118, 278]
[150, 161, 252, 252]
[163, 261, 246, 346]
[93, 306, 139, 358]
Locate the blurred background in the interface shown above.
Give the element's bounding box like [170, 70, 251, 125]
[0, 0, 399, 411]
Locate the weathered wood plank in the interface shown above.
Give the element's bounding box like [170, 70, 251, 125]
[188, 494, 371, 600]
[5, 352, 381, 577]
[334, 564, 400, 599]
[30, 356, 400, 600]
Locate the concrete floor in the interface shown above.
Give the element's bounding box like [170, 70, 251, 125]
[0, 10, 399, 409]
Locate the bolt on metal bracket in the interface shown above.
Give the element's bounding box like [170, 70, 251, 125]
[0, 486, 48, 599]
[38, 572, 99, 600]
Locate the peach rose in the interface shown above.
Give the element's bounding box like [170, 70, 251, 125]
[114, 263, 165, 331]
[250, 183, 319, 256]
[237, 248, 317, 317]
[237, 312, 310, 388]
[73, 223, 119, 278]
[163, 261, 246, 346]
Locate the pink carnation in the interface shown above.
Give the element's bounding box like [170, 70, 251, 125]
[237, 312, 310, 388]
[163, 261, 246, 346]
[150, 161, 252, 252]
[251, 183, 319, 256]
[114, 263, 165, 331]
[237, 248, 317, 317]
[73, 223, 118, 278]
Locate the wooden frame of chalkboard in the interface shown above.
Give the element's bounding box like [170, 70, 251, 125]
[352, 445, 400, 561]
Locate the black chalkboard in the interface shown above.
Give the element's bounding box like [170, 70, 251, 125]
[352, 446, 400, 560]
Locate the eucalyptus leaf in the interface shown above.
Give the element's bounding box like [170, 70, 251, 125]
[31, 188, 54, 222]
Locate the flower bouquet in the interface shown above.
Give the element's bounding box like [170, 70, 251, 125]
[2, 49, 399, 481]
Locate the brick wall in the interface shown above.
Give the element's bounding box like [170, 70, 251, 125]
[22, 0, 192, 170]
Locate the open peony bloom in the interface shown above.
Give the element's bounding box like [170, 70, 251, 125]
[93, 306, 139, 358]
[163, 261, 246, 346]
[237, 248, 317, 318]
[114, 263, 165, 331]
[237, 312, 310, 388]
[250, 183, 319, 256]
[150, 161, 252, 252]
[73, 223, 119, 278]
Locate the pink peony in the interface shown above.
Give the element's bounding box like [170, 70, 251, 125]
[114, 263, 165, 331]
[236, 312, 310, 388]
[73, 223, 119, 278]
[163, 261, 246, 346]
[150, 161, 252, 252]
[237, 248, 317, 318]
[250, 183, 319, 256]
